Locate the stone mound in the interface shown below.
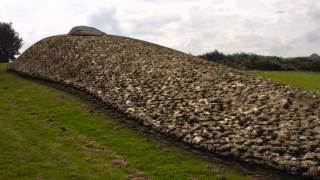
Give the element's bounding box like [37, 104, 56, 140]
[9, 33, 320, 177]
[68, 26, 106, 36]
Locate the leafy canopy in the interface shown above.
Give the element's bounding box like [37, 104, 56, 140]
[0, 22, 22, 62]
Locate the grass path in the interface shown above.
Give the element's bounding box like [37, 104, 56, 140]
[0, 63, 247, 180]
[253, 71, 320, 92]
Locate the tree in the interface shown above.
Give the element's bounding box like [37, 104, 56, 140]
[201, 50, 225, 60]
[0, 22, 22, 62]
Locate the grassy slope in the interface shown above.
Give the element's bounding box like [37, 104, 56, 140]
[0, 63, 247, 180]
[253, 71, 320, 92]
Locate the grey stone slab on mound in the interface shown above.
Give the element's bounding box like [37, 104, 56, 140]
[68, 26, 106, 36]
[9, 34, 320, 177]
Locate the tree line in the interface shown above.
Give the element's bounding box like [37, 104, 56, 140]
[199, 50, 320, 71]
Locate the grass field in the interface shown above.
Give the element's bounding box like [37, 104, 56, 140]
[253, 71, 320, 92]
[0, 63, 248, 179]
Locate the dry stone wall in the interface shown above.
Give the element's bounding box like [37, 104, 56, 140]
[9, 34, 320, 177]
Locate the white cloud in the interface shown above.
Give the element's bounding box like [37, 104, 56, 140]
[0, 0, 319, 57]
[88, 7, 122, 34]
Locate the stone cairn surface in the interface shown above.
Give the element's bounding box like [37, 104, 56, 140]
[9, 30, 320, 177]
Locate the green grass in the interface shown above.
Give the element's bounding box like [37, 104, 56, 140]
[0, 63, 248, 180]
[253, 71, 320, 92]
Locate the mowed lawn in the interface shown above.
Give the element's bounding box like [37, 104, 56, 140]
[253, 71, 320, 92]
[0, 63, 248, 180]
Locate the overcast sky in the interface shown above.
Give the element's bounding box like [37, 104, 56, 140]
[1, 0, 319, 57]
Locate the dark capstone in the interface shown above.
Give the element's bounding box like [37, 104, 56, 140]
[68, 26, 106, 36]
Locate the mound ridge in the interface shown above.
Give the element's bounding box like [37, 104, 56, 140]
[10, 34, 320, 176]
